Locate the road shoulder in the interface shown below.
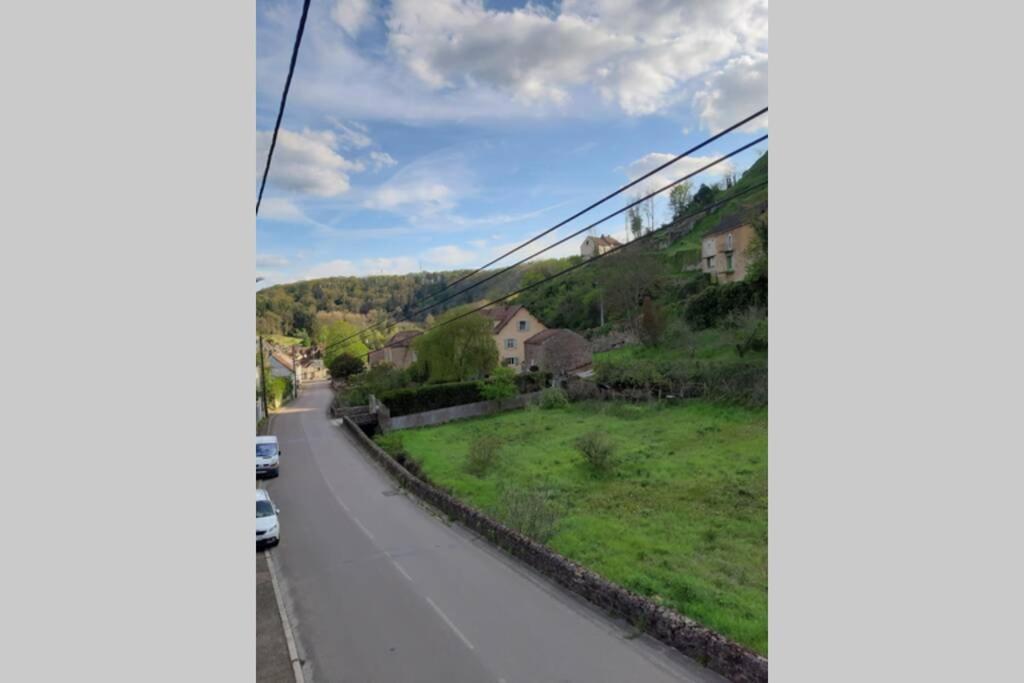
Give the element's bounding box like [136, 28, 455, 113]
[256, 551, 299, 683]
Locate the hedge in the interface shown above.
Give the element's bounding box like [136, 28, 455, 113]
[378, 381, 483, 417]
[378, 371, 551, 417]
[683, 276, 767, 330]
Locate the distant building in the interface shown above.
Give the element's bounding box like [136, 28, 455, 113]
[367, 330, 422, 370]
[700, 204, 766, 283]
[524, 328, 593, 376]
[580, 234, 622, 259]
[480, 306, 546, 371]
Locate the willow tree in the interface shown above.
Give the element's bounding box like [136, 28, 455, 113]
[413, 306, 498, 382]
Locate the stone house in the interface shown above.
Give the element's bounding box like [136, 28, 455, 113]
[580, 234, 622, 258]
[480, 305, 546, 371]
[367, 330, 422, 370]
[700, 206, 765, 283]
[524, 328, 593, 376]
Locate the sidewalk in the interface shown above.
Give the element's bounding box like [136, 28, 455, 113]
[256, 552, 296, 683]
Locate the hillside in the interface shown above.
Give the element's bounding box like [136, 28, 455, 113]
[258, 151, 768, 342]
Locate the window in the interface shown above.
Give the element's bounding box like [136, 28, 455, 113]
[725, 233, 734, 251]
[505, 338, 516, 349]
[706, 256, 715, 269]
[726, 253, 734, 271]
[518, 320, 529, 332]
[503, 357, 518, 366]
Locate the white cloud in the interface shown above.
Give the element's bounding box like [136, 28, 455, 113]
[257, 197, 306, 222]
[256, 128, 364, 197]
[368, 150, 397, 171]
[331, 0, 374, 38]
[624, 152, 734, 196]
[328, 117, 374, 148]
[256, 253, 290, 269]
[693, 53, 768, 132]
[303, 256, 420, 279]
[363, 148, 471, 215]
[385, 0, 768, 116]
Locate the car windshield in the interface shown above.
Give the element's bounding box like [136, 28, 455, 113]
[256, 500, 275, 518]
[256, 443, 277, 457]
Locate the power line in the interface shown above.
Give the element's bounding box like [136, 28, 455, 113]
[330, 107, 767, 347]
[352, 172, 768, 361]
[256, 0, 312, 216]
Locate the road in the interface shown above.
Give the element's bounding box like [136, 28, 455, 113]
[263, 381, 725, 683]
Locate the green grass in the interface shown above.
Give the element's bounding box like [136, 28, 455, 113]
[596, 330, 765, 364]
[265, 334, 303, 347]
[386, 400, 767, 654]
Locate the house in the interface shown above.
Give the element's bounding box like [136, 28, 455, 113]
[480, 305, 546, 371]
[367, 330, 422, 369]
[580, 234, 622, 258]
[699, 205, 766, 283]
[524, 328, 593, 376]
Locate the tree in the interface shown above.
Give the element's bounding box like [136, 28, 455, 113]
[329, 353, 364, 381]
[594, 244, 667, 339]
[669, 182, 692, 221]
[320, 319, 369, 368]
[692, 183, 717, 209]
[479, 366, 518, 402]
[640, 196, 656, 234]
[412, 306, 498, 382]
[638, 295, 666, 347]
[628, 206, 644, 241]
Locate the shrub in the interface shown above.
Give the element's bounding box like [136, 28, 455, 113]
[515, 371, 552, 393]
[693, 362, 768, 407]
[565, 377, 600, 401]
[464, 434, 504, 477]
[684, 281, 763, 330]
[266, 376, 293, 409]
[379, 381, 483, 417]
[493, 486, 561, 543]
[329, 353, 364, 380]
[479, 366, 518, 402]
[575, 430, 615, 472]
[539, 387, 569, 409]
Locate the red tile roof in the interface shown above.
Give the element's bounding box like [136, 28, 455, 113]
[480, 305, 523, 333]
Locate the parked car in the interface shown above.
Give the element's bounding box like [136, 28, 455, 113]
[256, 489, 280, 548]
[256, 435, 280, 478]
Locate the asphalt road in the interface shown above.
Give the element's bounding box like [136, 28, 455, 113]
[264, 381, 725, 683]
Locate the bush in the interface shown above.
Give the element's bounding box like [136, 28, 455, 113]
[684, 280, 764, 330]
[479, 366, 518, 402]
[695, 362, 768, 407]
[515, 371, 552, 393]
[575, 430, 615, 472]
[566, 377, 600, 401]
[539, 387, 569, 409]
[379, 381, 483, 417]
[465, 434, 504, 477]
[266, 376, 293, 409]
[493, 486, 561, 543]
[329, 353, 364, 380]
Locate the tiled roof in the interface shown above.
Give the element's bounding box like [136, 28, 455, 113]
[590, 235, 622, 247]
[388, 330, 421, 347]
[524, 328, 560, 345]
[704, 202, 768, 238]
[480, 305, 523, 333]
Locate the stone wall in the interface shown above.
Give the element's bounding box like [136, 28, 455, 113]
[377, 391, 543, 433]
[340, 417, 768, 683]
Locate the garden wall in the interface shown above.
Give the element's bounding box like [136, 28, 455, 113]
[376, 391, 543, 433]
[340, 417, 768, 683]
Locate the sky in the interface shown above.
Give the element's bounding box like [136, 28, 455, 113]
[256, 0, 768, 288]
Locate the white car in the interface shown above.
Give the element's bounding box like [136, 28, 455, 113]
[256, 435, 280, 478]
[256, 489, 280, 548]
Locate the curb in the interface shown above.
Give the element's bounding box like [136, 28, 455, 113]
[338, 417, 767, 683]
[265, 550, 306, 683]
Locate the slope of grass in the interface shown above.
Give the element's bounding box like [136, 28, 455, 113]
[265, 334, 303, 347]
[385, 401, 767, 654]
[597, 329, 766, 364]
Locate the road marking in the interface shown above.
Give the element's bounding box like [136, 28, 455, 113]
[265, 551, 306, 683]
[351, 516, 375, 540]
[425, 597, 475, 651]
[336, 498, 350, 512]
[391, 560, 413, 582]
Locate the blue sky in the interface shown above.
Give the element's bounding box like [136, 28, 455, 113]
[256, 0, 768, 287]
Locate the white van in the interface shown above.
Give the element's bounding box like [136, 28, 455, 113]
[256, 435, 280, 478]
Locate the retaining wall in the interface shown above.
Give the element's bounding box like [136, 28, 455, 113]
[340, 417, 768, 683]
[378, 391, 543, 433]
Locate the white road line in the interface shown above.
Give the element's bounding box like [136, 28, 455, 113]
[336, 498, 350, 512]
[391, 560, 413, 582]
[351, 516, 375, 540]
[265, 551, 306, 683]
[425, 597, 475, 651]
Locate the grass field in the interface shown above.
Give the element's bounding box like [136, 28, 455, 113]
[596, 330, 767, 364]
[382, 400, 767, 654]
[265, 334, 303, 347]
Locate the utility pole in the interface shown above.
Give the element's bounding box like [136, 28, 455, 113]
[258, 336, 269, 418]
